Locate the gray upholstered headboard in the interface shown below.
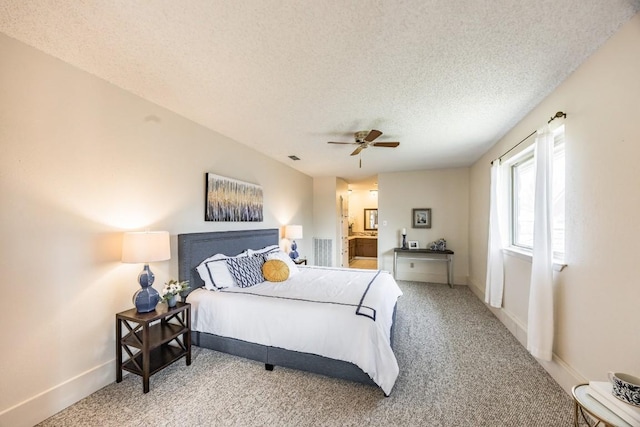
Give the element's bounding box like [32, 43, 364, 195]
[178, 229, 279, 297]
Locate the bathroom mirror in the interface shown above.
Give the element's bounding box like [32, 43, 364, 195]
[364, 208, 378, 230]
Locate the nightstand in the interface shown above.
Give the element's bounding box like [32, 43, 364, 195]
[293, 258, 307, 265]
[116, 302, 191, 393]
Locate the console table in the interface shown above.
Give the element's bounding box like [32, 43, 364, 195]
[393, 248, 454, 287]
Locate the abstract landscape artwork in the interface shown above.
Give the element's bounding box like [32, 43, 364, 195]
[205, 173, 263, 222]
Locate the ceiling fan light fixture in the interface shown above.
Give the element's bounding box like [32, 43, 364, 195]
[327, 129, 399, 168]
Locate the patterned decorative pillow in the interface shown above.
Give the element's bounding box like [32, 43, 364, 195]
[226, 255, 266, 288]
[262, 259, 290, 282]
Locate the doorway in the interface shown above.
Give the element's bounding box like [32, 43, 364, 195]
[347, 178, 378, 270]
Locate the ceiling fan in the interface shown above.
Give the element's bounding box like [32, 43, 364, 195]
[327, 130, 400, 157]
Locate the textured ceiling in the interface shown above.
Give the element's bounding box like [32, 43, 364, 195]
[1, 1, 639, 184]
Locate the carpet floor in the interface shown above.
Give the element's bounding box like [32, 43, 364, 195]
[37, 281, 574, 426]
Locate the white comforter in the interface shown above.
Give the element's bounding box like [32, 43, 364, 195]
[187, 266, 402, 395]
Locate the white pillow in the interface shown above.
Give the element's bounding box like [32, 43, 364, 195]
[196, 252, 247, 290]
[265, 250, 300, 277]
[247, 245, 280, 257]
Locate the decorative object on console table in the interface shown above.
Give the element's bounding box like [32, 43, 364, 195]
[122, 231, 171, 313]
[285, 224, 303, 260]
[401, 228, 408, 249]
[116, 302, 191, 393]
[428, 238, 447, 251]
[408, 240, 419, 249]
[412, 208, 432, 229]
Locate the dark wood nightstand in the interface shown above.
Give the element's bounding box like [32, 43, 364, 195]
[293, 258, 307, 265]
[116, 302, 191, 393]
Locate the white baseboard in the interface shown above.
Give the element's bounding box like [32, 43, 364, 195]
[0, 359, 115, 427]
[466, 277, 585, 395]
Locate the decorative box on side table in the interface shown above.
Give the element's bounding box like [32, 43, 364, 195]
[116, 302, 191, 393]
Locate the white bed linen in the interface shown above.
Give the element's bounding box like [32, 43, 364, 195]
[187, 266, 402, 395]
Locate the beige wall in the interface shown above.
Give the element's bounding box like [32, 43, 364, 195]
[377, 168, 469, 285]
[468, 14, 640, 391]
[0, 34, 313, 426]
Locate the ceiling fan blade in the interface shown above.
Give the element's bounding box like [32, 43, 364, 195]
[373, 142, 400, 147]
[327, 141, 354, 145]
[364, 129, 382, 142]
[351, 146, 363, 156]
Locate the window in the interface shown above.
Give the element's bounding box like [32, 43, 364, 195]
[508, 126, 565, 259]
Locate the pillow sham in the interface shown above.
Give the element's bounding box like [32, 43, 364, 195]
[262, 259, 290, 282]
[196, 252, 247, 290]
[265, 250, 300, 277]
[226, 255, 266, 288]
[247, 244, 280, 257]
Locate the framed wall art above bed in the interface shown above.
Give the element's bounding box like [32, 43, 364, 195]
[205, 173, 263, 222]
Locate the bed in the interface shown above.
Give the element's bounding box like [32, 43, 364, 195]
[178, 229, 401, 395]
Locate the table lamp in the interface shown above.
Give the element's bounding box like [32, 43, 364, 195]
[285, 225, 303, 260]
[122, 231, 171, 313]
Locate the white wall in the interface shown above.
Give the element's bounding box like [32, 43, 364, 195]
[0, 34, 313, 426]
[377, 168, 469, 285]
[468, 14, 640, 392]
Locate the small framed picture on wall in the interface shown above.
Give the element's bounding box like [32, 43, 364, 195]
[412, 208, 432, 229]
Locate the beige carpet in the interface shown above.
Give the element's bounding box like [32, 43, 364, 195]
[37, 281, 574, 426]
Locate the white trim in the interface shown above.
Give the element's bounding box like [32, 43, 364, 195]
[502, 247, 567, 271]
[0, 359, 115, 427]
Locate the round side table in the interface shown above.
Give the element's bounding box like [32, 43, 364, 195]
[571, 384, 632, 427]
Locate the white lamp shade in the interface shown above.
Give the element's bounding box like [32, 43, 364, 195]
[285, 225, 303, 240]
[122, 231, 171, 263]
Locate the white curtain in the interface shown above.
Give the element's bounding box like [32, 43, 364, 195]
[485, 160, 504, 308]
[527, 126, 555, 361]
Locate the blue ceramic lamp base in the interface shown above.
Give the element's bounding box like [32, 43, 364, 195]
[133, 264, 160, 313]
[289, 240, 299, 260]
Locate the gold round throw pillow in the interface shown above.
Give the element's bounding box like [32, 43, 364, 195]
[262, 259, 290, 282]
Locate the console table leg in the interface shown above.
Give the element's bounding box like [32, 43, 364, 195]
[393, 252, 397, 279]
